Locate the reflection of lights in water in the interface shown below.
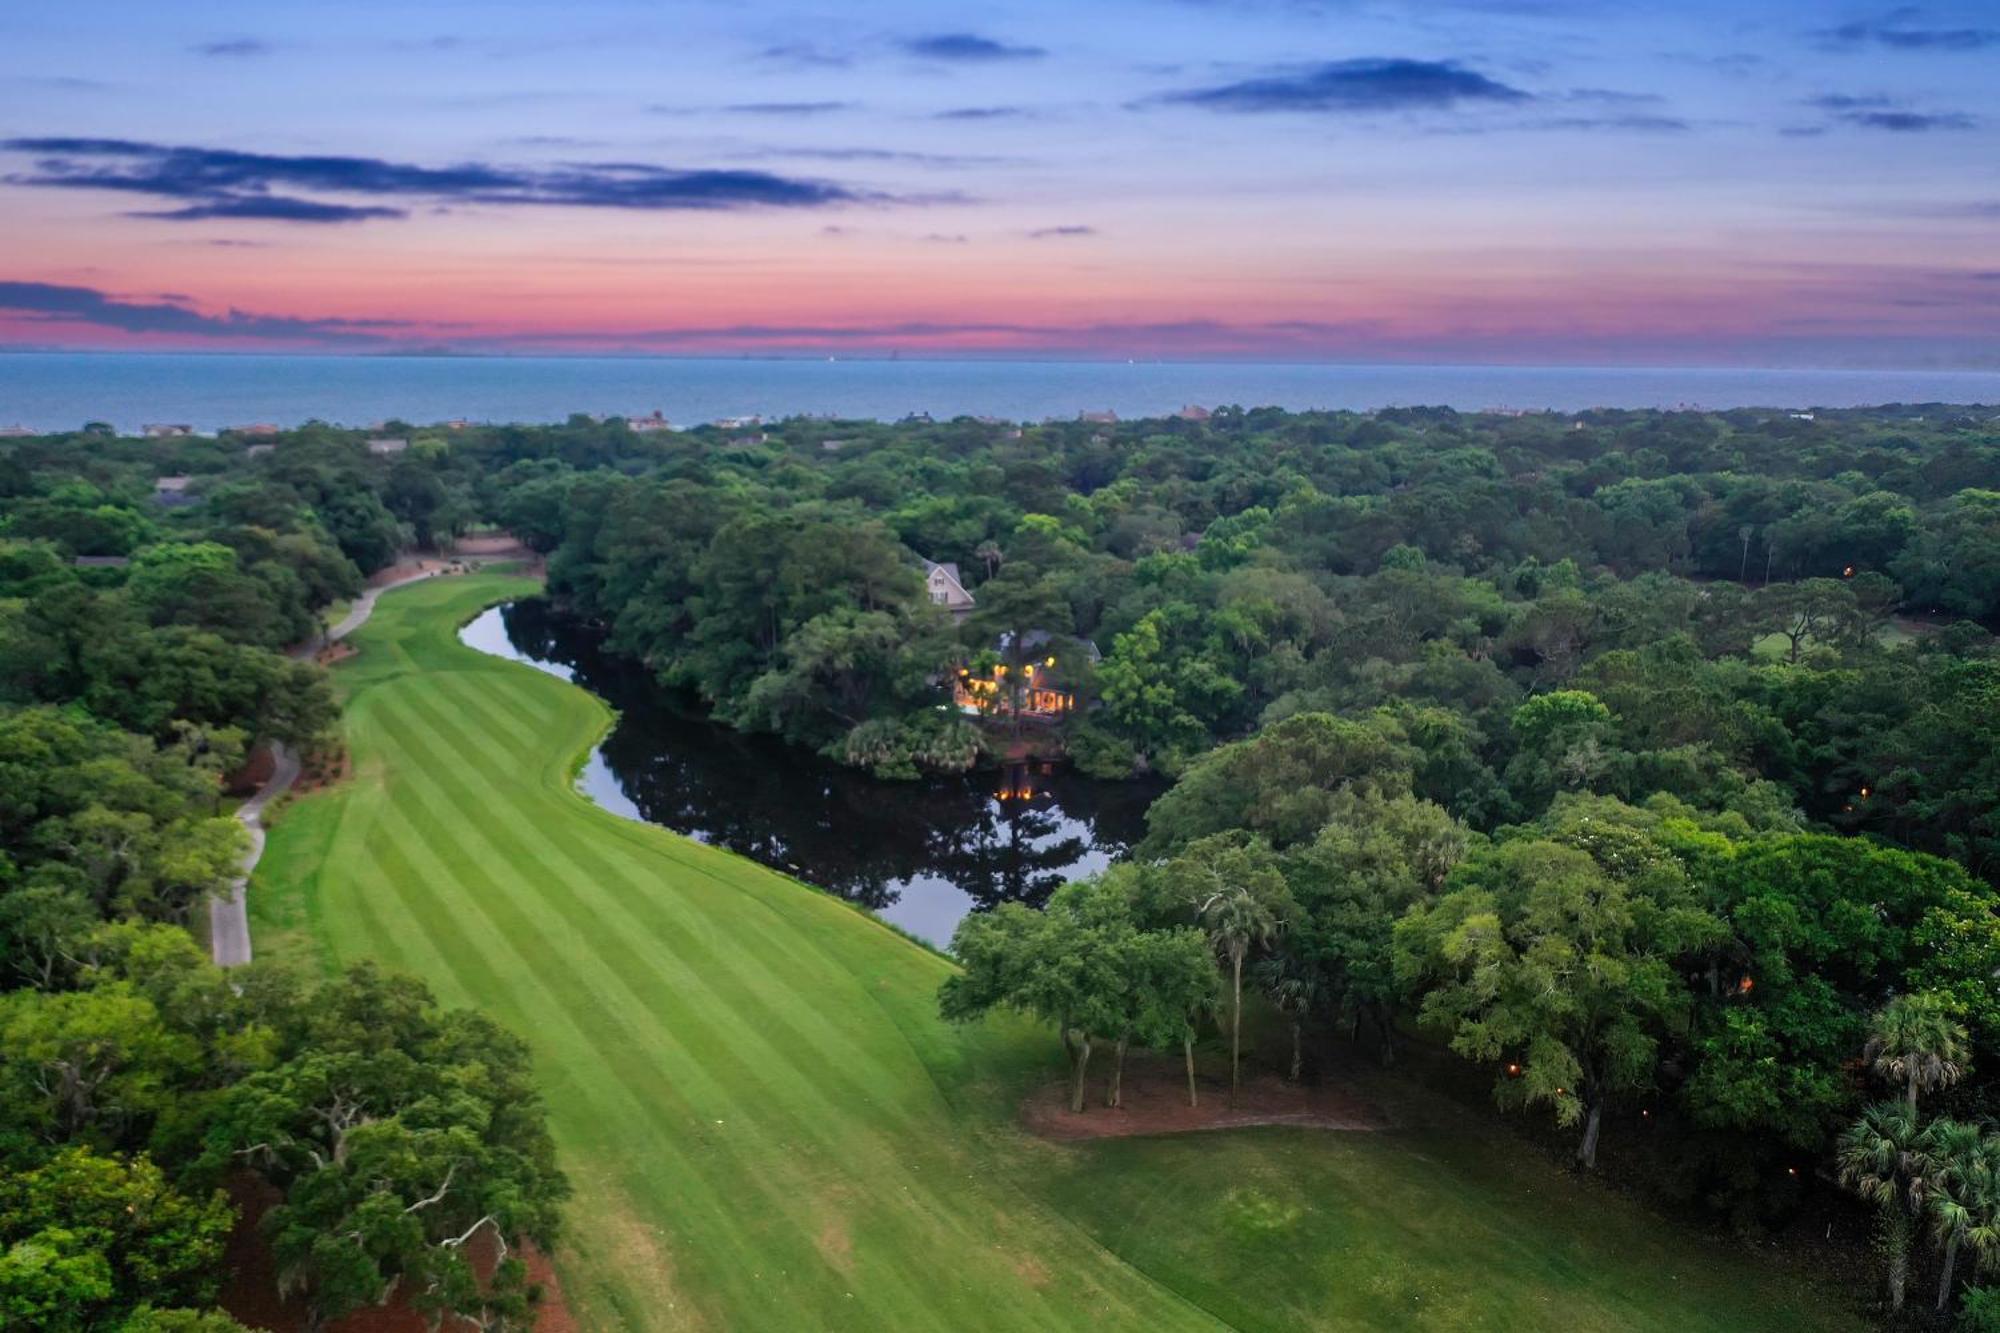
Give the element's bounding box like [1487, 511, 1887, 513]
[996, 761, 1046, 803]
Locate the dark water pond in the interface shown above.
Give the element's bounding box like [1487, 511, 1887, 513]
[460, 599, 1161, 948]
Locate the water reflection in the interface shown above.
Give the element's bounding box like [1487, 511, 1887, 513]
[460, 600, 1160, 948]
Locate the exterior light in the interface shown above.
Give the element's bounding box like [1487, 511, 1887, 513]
[1505, 1063, 1522, 1077]
[1737, 976, 1755, 995]
[1859, 786, 1870, 798]
[1786, 1166, 1799, 1177]
[1842, 565, 1855, 578]
[1045, 656, 1056, 667]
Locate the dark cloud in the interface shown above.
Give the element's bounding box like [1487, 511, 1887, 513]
[1154, 58, 1530, 113]
[724, 101, 855, 115]
[135, 196, 407, 222]
[1819, 11, 1999, 50]
[932, 106, 1031, 121]
[0, 280, 402, 342]
[0, 137, 883, 223]
[1805, 96, 1977, 131]
[1845, 110, 1976, 131]
[902, 34, 1045, 62]
[1028, 225, 1096, 238]
[192, 38, 271, 58]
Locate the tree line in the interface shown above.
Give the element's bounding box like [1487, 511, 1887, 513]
[1, 423, 566, 1330]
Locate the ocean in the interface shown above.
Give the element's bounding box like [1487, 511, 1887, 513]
[2, 352, 1997, 434]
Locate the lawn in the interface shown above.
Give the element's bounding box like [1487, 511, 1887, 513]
[252, 573, 1864, 1331]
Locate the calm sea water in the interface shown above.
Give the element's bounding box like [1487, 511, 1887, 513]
[3, 352, 1997, 433]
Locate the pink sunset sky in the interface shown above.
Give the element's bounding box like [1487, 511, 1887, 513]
[1, 0, 1995, 365]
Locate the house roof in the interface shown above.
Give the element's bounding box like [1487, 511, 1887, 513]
[153, 475, 193, 491]
[999, 629, 1100, 663]
[921, 559, 976, 608]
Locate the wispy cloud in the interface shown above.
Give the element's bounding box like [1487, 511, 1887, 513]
[932, 106, 1032, 121]
[192, 37, 272, 58]
[0, 280, 401, 342]
[1818, 9, 1999, 50]
[723, 101, 855, 115]
[757, 41, 852, 68]
[1, 137, 890, 224]
[752, 146, 1012, 168]
[1845, 110, 1976, 131]
[1806, 94, 1977, 132]
[1152, 58, 1530, 113]
[902, 33, 1046, 62]
[1028, 224, 1096, 238]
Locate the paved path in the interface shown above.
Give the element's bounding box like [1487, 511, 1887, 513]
[208, 569, 441, 966]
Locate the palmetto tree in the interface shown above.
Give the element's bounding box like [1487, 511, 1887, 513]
[1838, 1100, 1927, 1314]
[1199, 883, 1287, 1099]
[1917, 1119, 2000, 1314]
[1254, 953, 1323, 1084]
[974, 540, 1004, 580]
[1867, 993, 1971, 1112]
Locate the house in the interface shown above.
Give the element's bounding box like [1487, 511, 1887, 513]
[821, 438, 854, 452]
[730, 433, 770, 448]
[230, 422, 280, 437]
[0, 425, 37, 438]
[715, 415, 762, 430]
[1177, 404, 1212, 421]
[1078, 409, 1119, 425]
[143, 423, 193, 438]
[921, 559, 977, 622]
[365, 437, 409, 455]
[951, 631, 1098, 721]
[152, 475, 195, 506]
[246, 443, 277, 457]
[441, 418, 475, 431]
[627, 411, 673, 434]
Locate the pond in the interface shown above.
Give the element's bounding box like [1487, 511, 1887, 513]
[460, 599, 1162, 948]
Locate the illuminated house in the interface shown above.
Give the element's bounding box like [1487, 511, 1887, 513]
[951, 631, 1097, 721]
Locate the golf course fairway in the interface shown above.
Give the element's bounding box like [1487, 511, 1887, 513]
[251, 573, 1862, 1331]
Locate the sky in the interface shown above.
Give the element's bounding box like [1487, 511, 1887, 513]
[0, 0, 1995, 366]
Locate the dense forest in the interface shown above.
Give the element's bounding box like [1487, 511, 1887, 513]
[0, 426, 565, 1331]
[7, 400, 2000, 1323]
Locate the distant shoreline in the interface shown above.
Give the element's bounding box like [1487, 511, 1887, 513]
[4, 354, 1996, 435]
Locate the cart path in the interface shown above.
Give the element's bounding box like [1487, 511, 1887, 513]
[209, 568, 443, 966]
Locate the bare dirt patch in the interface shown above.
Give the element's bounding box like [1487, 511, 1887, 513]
[224, 743, 279, 797]
[217, 1174, 576, 1333]
[1023, 1060, 1385, 1141]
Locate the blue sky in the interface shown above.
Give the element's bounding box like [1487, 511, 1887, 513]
[0, 0, 1995, 364]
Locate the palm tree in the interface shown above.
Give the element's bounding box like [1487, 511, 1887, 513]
[1198, 884, 1286, 1100]
[1254, 954, 1322, 1084]
[974, 539, 1004, 580]
[1915, 1118, 2000, 1314]
[1867, 994, 1971, 1111]
[1838, 1100, 1927, 1314]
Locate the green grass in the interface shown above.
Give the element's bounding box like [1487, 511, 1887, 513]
[252, 574, 1863, 1331]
